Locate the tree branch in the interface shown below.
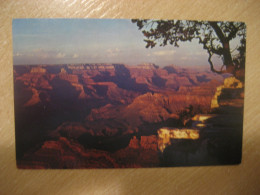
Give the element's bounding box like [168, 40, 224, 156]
[207, 50, 226, 74]
[227, 23, 239, 41]
[209, 22, 227, 44]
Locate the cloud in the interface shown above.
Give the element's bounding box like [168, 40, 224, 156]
[106, 48, 121, 57]
[14, 52, 22, 57]
[38, 53, 49, 59]
[56, 52, 66, 58]
[30, 49, 51, 59]
[72, 53, 79, 58]
[13, 49, 81, 64]
[152, 50, 176, 56]
[30, 49, 67, 59]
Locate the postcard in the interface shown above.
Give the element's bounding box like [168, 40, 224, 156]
[13, 19, 246, 168]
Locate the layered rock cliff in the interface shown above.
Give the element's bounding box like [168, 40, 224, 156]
[14, 64, 228, 168]
[211, 77, 244, 110]
[18, 137, 119, 169]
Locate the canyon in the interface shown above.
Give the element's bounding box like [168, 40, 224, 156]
[13, 63, 243, 168]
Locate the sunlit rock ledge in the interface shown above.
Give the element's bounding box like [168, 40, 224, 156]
[211, 77, 243, 109]
[157, 128, 200, 152]
[192, 114, 214, 123]
[191, 114, 216, 128]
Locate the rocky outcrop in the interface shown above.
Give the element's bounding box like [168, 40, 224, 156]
[71, 83, 88, 99]
[86, 90, 214, 131]
[158, 128, 199, 152]
[211, 77, 244, 109]
[128, 136, 140, 149]
[23, 87, 40, 106]
[128, 135, 158, 150]
[51, 122, 94, 139]
[113, 135, 159, 167]
[140, 135, 158, 150]
[60, 68, 67, 73]
[18, 134, 160, 168]
[136, 63, 159, 69]
[85, 64, 116, 70]
[18, 137, 119, 169]
[58, 73, 79, 83]
[123, 92, 213, 124]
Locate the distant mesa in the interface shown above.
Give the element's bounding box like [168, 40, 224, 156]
[30, 67, 46, 74]
[58, 73, 79, 83]
[68, 65, 85, 70]
[136, 63, 159, 69]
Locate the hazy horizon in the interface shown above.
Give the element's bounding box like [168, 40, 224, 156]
[13, 19, 225, 67]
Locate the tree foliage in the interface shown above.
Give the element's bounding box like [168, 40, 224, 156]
[132, 19, 246, 78]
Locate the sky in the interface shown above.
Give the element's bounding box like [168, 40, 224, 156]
[13, 19, 224, 67]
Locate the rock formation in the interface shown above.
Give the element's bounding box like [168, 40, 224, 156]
[211, 77, 244, 109]
[158, 128, 200, 152]
[30, 67, 46, 74]
[13, 63, 229, 168]
[18, 137, 119, 169]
